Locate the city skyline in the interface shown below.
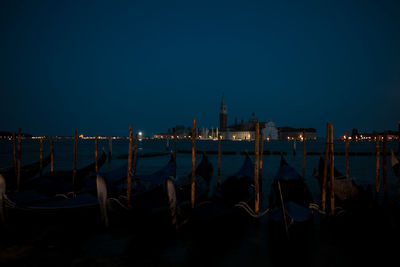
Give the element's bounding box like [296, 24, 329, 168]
[1, 90, 398, 138]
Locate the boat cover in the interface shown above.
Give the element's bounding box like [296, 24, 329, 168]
[270, 201, 312, 222]
[274, 165, 301, 181]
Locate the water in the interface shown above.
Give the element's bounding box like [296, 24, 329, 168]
[1, 138, 399, 266]
[1, 138, 399, 203]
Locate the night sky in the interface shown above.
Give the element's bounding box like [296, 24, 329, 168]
[1, 0, 400, 137]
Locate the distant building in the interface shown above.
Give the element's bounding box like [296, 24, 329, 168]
[153, 125, 219, 140]
[175, 125, 187, 136]
[153, 94, 318, 141]
[351, 128, 359, 140]
[345, 129, 399, 141]
[153, 125, 191, 139]
[219, 93, 228, 131]
[0, 131, 33, 138]
[278, 127, 317, 140]
[261, 121, 279, 140]
[218, 95, 278, 141]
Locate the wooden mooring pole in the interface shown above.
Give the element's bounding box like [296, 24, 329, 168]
[217, 134, 221, 185]
[133, 133, 138, 176]
[73, 130, 78, 187]
[12, 132, 16, 177]
[191, 119, 196, 208]
[345, 131, 349, 178]
[375, 135, 380, 194]
[322, 123, 329, 212]
[95, 135, 99, 173]
[302, 130, 306, 179]
[259, 131, 264, 205]
[383, 132, 387, 196]
[173, 128, 177, 179]
[127, 125, 133, 206]
[293, 139, 296, 156]
[398, 121, 400, 199]
[40, 137, 43, 176]
[254, 122, 260, 215]
[398, 121, 400, 157]
[17, 129, 21, 192]
[108, 135, 112, 162]
[50, 136, 54, 172]
[329, 123, 335, 215]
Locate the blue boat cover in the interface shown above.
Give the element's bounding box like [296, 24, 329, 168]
[7, 190, 54, 206]
[116, 159, 175, 192]
[235, 155, 254, 179]
[274, 164, 301, 181]
[7, 191, 99, 210]
[270, 201, 312, 222]
[25, 193, 99, 209]
[394, 163, 400, 178]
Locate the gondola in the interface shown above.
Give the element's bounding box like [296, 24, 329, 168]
[268, 156, 314, 239]
[1, 154, 51, 191]
[2, 151, 107, 223]
[267, 157, 315, 267]
[21, 151, 107, 196]
[173, 151, 213, 204]
[106, 153, 213, 229]
[170, 154, 254, 234]
[313, 156, 372, 211]
[108, 154, 175, 194]
[108, 154, 176, 212]
[1, 175, 108, 227]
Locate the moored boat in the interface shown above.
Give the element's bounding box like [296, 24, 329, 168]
[172, 154, 255, 236]
[313, 156, 372, 211]
[106, 153, 213, 230]
[22, 151, 107, 196]
[1, 176, 108, 228]
[268, 156, 314, 239]
[1, 155, 52, 191]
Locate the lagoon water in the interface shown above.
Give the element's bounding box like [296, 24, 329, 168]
[1, 138, 399, 203]
[1, 138, 399, 266]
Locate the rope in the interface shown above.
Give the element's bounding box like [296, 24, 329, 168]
[235, 202, 327, 218]
[55, 194, 69, 199]
[335, 207, 346, 216]
[197, 200, 212, 207]
[235, 202, 254, 215]
[308, 203, 347, 216]
[108, 197, 130, 210]
[55, 192, 76, 199]
[3, 195, 16, 208]
[234, 201, 270, 218]
[308, 203, 326, 215]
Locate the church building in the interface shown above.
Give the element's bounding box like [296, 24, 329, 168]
[218, 94, 278, 140]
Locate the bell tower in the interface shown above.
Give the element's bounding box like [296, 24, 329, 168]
[219, 93, 227, 131]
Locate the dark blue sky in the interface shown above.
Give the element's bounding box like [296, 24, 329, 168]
[1, 0, 400, 137]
